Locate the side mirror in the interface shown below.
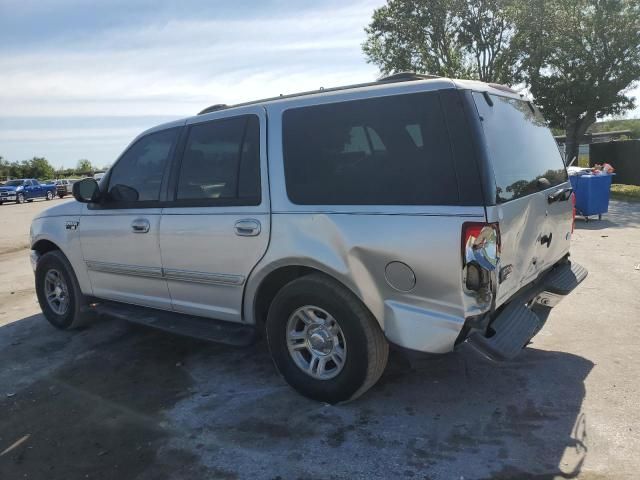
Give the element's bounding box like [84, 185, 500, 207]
[73, 178, 101, 203]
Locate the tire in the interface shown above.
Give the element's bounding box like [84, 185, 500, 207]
[58, 193, 66, 198]
[266, 273, 388, 403]
[46, 191, 53, 201]
[35, 250, 91, 330]
[17, 193, 25, 204]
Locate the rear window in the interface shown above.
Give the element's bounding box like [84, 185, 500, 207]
[282, 92, 459, 205]
[473, 93, 567, 204]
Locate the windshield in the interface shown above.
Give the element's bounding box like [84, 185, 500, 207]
[473, 93, 567, 204]
[5, 180, 25, 186]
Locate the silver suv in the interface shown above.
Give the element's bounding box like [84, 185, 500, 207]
[30, 74, 587, 402]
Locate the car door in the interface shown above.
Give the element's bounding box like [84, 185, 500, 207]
[23, 180, 35, 199]
[31, 180, 43, 198]
[79, 127, 181, 310]
[159, 109, 269, 322]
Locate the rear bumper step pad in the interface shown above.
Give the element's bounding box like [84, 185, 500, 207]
[467, 260, 587, 361]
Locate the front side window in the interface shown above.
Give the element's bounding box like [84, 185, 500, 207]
[107, 128, 178, 203]
[473, 93, 568, 203]
[282, 92, 459, 205]
[175, 115, 260, 204]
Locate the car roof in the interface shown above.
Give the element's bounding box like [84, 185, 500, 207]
[136, 74, 527, 139]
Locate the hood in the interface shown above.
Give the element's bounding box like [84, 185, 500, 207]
[34, 199, 83, 219]
[0, 185, 19, 191]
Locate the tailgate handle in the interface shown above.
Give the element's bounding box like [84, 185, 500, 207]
[547, 187, 573, 204]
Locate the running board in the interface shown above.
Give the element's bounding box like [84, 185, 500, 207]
[92, 302, 257, 346]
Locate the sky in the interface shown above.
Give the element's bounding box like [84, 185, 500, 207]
[0, 0, 385, 168]
[1, 0, 638, 170]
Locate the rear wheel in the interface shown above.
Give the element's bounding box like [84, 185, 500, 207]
[58, 193, 65, 198]
[46, 191, 53, 200]
[35, 250, 91, 330]
[266, 274, 388, 403]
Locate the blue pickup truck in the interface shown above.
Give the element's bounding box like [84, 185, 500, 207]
[0, 179, 57, 205]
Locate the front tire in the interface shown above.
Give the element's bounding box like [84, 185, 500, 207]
[35, 250, 90, 330]
[266, 274, 388, 403]
[17, 193, 25, 204]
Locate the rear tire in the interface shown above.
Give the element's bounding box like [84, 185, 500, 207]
[266, 273, 388, 403]
[46, 191, 53, 200]
[35, 250, 91, 330]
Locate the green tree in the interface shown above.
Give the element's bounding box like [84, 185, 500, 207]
[23, 157, 55, 180]
[362, 0, 518, 83]
[511, 0, 640, 162]
[76, 159, 94, 174]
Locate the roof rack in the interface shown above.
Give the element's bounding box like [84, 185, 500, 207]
[197, 72, 440, 115]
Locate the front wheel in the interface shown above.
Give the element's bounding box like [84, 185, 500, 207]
[266, 274, 388, 403]
[46, 191, 53, 200]
[35, 250, 91, 329]
[17, 193, 25, 204]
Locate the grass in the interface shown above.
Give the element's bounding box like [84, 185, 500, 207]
[610, 184, 640, 202]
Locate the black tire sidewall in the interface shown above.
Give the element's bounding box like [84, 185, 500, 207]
[266, 277, 371, 403]
[35, 252, 83, 329]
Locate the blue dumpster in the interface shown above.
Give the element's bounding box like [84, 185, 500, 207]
[568, 173, 614, 220]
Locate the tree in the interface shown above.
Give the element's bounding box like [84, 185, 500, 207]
[362, 0, 518, 83]
[23, 157, 55, 180]
[76, 159, 94, 174]
[515, 0, 640, 162]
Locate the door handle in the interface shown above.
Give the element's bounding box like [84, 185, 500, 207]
[131, 218, 150, 233]
[548, 187, 573, 204]
[234, 219, 261, 237]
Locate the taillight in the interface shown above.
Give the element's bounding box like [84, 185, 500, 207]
[462, 223, 500, 291]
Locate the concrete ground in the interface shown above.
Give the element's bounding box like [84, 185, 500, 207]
[0, 199, 638, 480]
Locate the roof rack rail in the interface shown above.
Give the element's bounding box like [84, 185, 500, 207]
[487, 83, 519, 95]
[377, 72, 440, 83]
[197, 72, 439, 115]
[198, 103, 228, 115]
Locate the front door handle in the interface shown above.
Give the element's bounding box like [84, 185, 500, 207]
[131, 218, 150, 233]
[234, 219, 261, 236]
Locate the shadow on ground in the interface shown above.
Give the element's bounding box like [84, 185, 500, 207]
[575, 199, 640, 230]
[0, 314, 593, 480]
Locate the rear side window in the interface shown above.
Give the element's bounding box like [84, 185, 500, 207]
[473, 93, 567, 203]
[175, 115, 260, 205]
[282, 92, 459, 205]
[108, 128, 178, 202]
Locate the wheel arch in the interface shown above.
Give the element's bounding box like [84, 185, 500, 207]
[247, 261, 383, 331]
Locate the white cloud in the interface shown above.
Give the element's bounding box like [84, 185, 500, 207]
[0, 1, 386, 165]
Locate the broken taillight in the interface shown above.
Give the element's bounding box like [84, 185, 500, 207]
[462, 222, 500, 291]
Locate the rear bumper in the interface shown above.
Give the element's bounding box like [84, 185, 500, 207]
[464, 259, 588, 361]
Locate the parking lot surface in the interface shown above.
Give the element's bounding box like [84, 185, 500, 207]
[0, 199, 638, 479]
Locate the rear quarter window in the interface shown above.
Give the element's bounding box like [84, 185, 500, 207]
[473, 92, 567, 203]
[282, 92, 459, 205]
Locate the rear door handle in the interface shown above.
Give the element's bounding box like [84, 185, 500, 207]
[131, 218, 150, 233]
[548, 187, 573, 204]
[234, 219, 261, 236]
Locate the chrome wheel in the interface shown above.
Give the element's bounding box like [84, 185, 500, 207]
[44, 269, 69, 315]
[46, 191, 53, 200]
[286, 305, 347, 380]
